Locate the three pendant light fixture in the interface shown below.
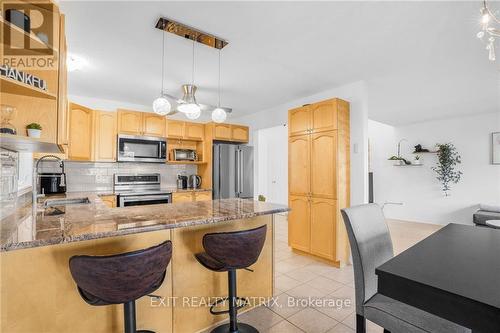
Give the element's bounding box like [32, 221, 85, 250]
[152, 18, 228, 123]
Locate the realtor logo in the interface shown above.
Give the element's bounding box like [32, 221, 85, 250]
[2, 1, 54, 56]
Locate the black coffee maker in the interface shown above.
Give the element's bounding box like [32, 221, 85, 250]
[36, 155, 67, 195]
[177, 175, 188, 189]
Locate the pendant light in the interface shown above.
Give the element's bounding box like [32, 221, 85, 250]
[152, 32, 172, 115]
[212, 49, 227, 123]
[177, 39, 201, 118]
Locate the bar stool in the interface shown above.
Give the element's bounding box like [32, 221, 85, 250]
[195, 225, 267, 333]
[69, 241, 172, 333]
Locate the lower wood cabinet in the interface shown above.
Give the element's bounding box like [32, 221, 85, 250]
[288, 195, 311, 252]
[68, 103, 94, 161]
[99, 195, 116, 208]
[288, 195, 337, 261]
[172, 191, 212, 203]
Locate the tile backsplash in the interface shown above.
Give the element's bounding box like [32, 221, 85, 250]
[38, 161, 197, 192]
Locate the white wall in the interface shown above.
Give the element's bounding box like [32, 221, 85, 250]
[233, 80, 369, 206]
[255, 125, 288, 205]
[369, 112, 500, 225]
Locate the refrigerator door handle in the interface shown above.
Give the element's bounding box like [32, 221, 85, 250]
[239, 149, 244, 195]
[235, 150, 240, 195]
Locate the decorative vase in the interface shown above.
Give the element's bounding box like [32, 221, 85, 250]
[27, 129, 41, 138]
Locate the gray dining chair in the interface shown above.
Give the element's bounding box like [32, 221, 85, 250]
[341, 204, 470, 333]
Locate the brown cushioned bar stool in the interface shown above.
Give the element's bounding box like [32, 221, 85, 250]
[195, 225, 267, 333]
[69, 241, 172, 333]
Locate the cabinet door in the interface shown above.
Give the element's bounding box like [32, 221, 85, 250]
[288, 195, 310, 252]
[213, 124, 232, 140]
[194, 191, 212, 201]
[231, 125, 249, 142]
[288, 106, 311, 136]
[94, 111, 117, 162]
[68, 103, 94, 161]
[172, 192, 194, 203]
[166, 120, 185, 139]
[311, 131, 337, 199]
[117, 110, 143, 135]
[143, 113, 166, 137]
[100, 195, 116, 208]
[57, 16, 69, 146]
[289, 135, 310, 196]
[310, 198, 337, 260]
[184, 122, 204, 141]
[311, 100, 337, 133]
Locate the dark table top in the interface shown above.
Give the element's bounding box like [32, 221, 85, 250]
[376, 223, 500, 310]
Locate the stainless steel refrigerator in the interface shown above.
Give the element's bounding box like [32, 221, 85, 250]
[213, 143, 254, 199]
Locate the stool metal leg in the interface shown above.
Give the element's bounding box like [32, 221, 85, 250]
[124, 301, 136, 333]
[228, 269, 238, 332]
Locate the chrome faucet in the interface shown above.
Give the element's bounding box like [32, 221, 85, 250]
[33, 155, 66, 204]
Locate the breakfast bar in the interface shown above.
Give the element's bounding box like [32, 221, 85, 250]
[0, 196, 288, 333]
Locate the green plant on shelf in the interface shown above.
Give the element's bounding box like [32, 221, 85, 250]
[26, 123, 42, 130]
[388, 155, 411, 165]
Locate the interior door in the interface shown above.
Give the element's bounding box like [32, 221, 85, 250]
[310, 198, 337, 260]
[288, 195, 310, 252]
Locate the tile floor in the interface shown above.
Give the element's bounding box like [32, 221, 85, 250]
[234, 214, 442, 333]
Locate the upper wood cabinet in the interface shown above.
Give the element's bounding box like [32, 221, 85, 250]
[184, 122, 204, 141]
[289, 99, 344, 137]
[166, 120, 185, 139]
[143, 113, 166, 137]
[94, 111, 117, 162]
[213, 124, 232, 140]
[289, 106, 311, 137]
[311, 132, 338, 199]
[206, 123, 249, 142]
[57, 15, 69, 146]
[231, 125, 249, 142]
[117, 110, 143, 135]
[68, 103, 94, 161]
[289, 134, 310, 196]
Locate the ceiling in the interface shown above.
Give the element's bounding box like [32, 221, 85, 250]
[60, 1, 499, 126]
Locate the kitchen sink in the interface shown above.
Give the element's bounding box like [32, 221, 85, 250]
[43, 197, 91, 208]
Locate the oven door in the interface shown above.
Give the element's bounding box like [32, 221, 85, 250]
[118, 194, 172, 207]
[117, 135, 167, 163]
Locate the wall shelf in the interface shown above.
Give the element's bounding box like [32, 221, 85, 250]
[1, 77, 57, 100]
[0, 134, 62, 153]
[412, 151, 438, 154]
[166, 160, 207, 165]
[393, 164, 423, 167]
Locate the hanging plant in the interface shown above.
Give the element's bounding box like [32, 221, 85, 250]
[431, 143, 462, 196]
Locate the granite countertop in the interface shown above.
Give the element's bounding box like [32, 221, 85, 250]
[1, 192, 288, 252]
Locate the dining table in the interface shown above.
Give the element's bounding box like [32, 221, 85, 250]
[376, 223, 500, 333]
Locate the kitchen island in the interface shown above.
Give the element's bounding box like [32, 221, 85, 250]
[0, 195, 288, 333]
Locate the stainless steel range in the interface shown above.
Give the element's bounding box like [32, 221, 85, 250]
[114, 173, 172, 207]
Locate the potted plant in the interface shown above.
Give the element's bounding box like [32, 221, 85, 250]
[26, 123, 42, 138]
[431, 143, 462, 196]
[258, 195, 266, 202]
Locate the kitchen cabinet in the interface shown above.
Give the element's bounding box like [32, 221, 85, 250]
[166, 120, 185, 139]
[213, 123, 232, 140]
[100, 195, 116, 208]
[288, 99, 341, 137]
[57, 15, 69, 146]
[194, 191, 212, 201]
[184, 122, 204, 141]
[143, 113, 166, 137]
[288, 135, 310, 196]
[94, 111, 117, 162]
[231, 125, 249, 142]
[172, 192, 195, 203]
[288, 195, 311, 252]
[117, 110, 143, 135]
[311, 132, 337, 199]
[68, 103, 94, 161]
[288, 98, 350, 266]
[310, 198, 337, 260]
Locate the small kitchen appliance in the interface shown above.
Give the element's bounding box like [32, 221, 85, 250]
[114, 173, 172, 207]
[177, 175, 188, 189]
[172, 149, 197, 162]
[117, 134, 167, 163]
[188, 175, 202, 189]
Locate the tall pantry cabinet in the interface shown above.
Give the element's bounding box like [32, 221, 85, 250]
[288, 98, 350, 266]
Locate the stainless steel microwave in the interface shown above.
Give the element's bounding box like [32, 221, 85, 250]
[117, 134, 167, 163]
[172, 149, 197, 161]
